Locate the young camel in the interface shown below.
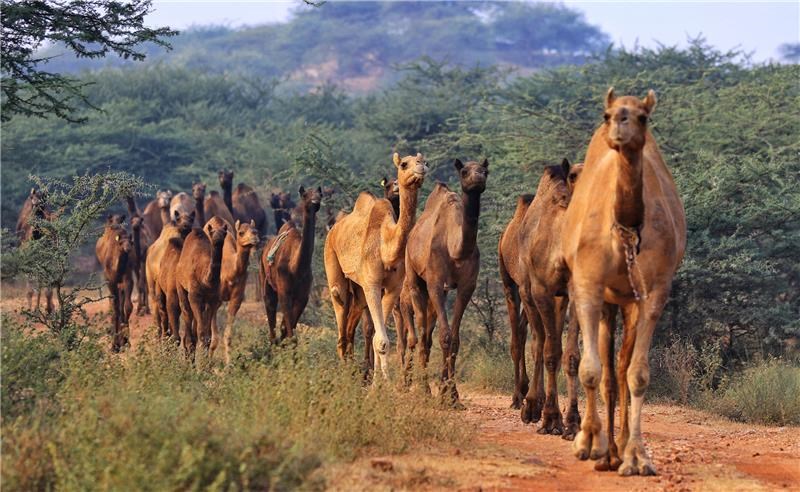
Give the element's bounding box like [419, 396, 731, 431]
[96, 220, 134, 352]
[176, 221, 228, 357]
[325, 153, 428, 378]
[16, 188, 54, 313]
[206, 216, 260, 363]
[401, 159, 488, 404]
[562, 89, 686, 475]
[219, 170, 268, 239]
[260, 186, 321, 341]
[499, 160, 584, 438]
[146, 207, 195, 339]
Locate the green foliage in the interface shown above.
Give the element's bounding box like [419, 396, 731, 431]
[4, 171, 144, 346]
[0, 320, 466, 490]
[1, 0, 176, 121]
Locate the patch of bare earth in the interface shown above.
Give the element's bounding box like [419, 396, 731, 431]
[324, 393, 799, 491]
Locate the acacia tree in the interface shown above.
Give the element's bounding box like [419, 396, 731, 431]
[1, 0, 176, 122]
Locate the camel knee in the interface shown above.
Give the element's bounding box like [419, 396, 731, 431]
[563, 351, 580, 377]
[627, 363, 650, 397]
[330, 285, 346, 306]
[579, 356, 601, 389]
[545, 350, 561, 373]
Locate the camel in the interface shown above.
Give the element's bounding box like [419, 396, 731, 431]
[15, 188, 54, 313]
[270, 191, 295, 234]
[325, 152, 428, 378]
[401, 158, 488, 404]
[124, 196, 155, 315]
[138, 190, 172, 238]
[260, 186, 321, 341]
[498, 160, 584, 438]
[169, 183, 210, 227]
[175, 220, 228, 357]
[219, 170, 268, 239]
[562, 88, 686, 475]
[146, 204, 196, 339]
[96, 219, 134, 351]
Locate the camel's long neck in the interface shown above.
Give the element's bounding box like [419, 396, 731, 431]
[455, 190, 481, 259]
[113, 246, 129, 284]
[159, 206, 170, 225]
[125, 196, 138, 216]
[132, 227, 142, 262]
[204, 239, 225, 289]
[234, 244, 253, 278]
[222, 184, 233, 213]
[614, 146, 644, 229]
[294, 207, 317, 271]
[384, 184, 419, 264]
[195, 197, 206, 226]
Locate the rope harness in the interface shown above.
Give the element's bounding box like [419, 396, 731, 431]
[613, 222, 647, 301]
[266, 230, 291, 265]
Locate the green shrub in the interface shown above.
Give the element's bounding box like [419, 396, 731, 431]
[459, 334, 514, 393]
[712, 360, 800, 426]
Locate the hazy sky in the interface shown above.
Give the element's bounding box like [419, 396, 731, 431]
[149, 1, 799, 62]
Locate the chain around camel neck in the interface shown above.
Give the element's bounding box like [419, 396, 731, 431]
[613, 222, 647, 301]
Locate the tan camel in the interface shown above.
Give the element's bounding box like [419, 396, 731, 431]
[219, 170, 268, 239]
[499, 160, 584, 437]
[325, 152, 428, 377]
[129, 213, 154, 315]
[562, 89, 686, 475]
[206, 216, 259, 363]
[176, 221, 228, 357]
[146, 206, 195, 339]
[401, 159, 488, 404]
[141, 190, 172, 237]
[16, 188, 54, 313]
[170, 183, 208, 226]
[96, 220, 134, 351]
[260, 186, 321, 341]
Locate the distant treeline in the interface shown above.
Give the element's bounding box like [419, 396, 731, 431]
[3, 41, 798, 364]
[40, 1, 609, 90]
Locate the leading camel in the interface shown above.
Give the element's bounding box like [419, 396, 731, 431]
[16, 188, 54, 313]
[325, 152, 428, 378]
[563, 88, 686, 475]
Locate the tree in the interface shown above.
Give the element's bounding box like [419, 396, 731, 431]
[1, 0, 176, 122]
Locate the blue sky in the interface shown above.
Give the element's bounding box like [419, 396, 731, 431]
[150, 1, 799, 62]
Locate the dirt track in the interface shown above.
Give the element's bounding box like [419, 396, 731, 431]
[5, 293, 798, 491]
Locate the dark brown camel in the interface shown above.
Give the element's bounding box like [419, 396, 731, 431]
[207, 217, 259, 363]
[16, 188, 54, 313]
[141, 190, 172, 238]
[176, 221, 228, 357]
[125, 196, 154, 316]
[96, 219, 134, 352]
[153, 210, 196, 344]
[219, 170, 268, 239]
[269, 191, 295, 234]
[260, 186, 321, 341]
[401, 158, 488, 405]
[499, 159, 584, 438]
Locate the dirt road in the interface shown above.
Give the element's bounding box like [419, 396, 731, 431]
[326, 392, 799, 491]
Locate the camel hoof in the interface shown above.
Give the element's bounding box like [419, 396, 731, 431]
[589, 448, 605, 461]
[575, 448, 590, 461]
[594, 456, 611, 472]
[562, 422, 579, 441]
[520, 398, 542, 424]
[639, 462, 657, 476]
[618, 460, 639, 477]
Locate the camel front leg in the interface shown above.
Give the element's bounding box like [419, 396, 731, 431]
[520, 290, 545, 424]
[363, 285, 389, 380]
[595, 303, 622, 472]
[502, 279, 527, 409]
[619, 291, 670, 477]
[177, 287, 195, 358]
[427, 285, 453, 397]
[562, 300, 581, 441]
[209, 301, 222, 360]
[616, 303, 639, 454]
[444, 283, 475, 408]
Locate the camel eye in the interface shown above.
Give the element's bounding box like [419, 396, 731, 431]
[401, 162, 407, 170]
[638, 114, 648, 124]
[603, 113, 611, 123]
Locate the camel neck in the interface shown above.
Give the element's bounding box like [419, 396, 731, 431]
[390, 197, 400, 219]
[614, 146, 644, 229]
[126, 196, 137, 216]
[235, 243, 253, 277]
[160, 207, 170, 225]
[222, 184, 233, 213]
[132, 227, 142, 262]
[457, 190, 481, 259]
[113, 244, 129, 284]
[195, 197, 206, 226]
[205, 238, 225, 288]
[384, 184, 419, 264]
[295, 207, 317, 270]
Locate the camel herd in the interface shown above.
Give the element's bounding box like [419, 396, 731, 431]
[17, 88, 685, 477]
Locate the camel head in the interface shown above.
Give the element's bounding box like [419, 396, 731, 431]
[543, 159, 584, 208]
[566, 161, 584, 195]
[192, 182, 207, 201]
[106, 213, 126, 226]
[28, 187, 45, 207]
[380, 176, 399, 202]
[130, 214, 144, 231]
[218, 170, 233, 190]
[322, 186, 335, 200]
[454, 158, 489, 194]
[173, 210, 195, 236]
[156, 190, 172, 209]
[392, 152, 428, 189]
[109, 224, 132, 254]
[603, 87, 656, 151]
[234, 219, 259, 248]
[204, 221, 228, 247]
[270, 191, 294, 210]
[299, 185, 322, 214]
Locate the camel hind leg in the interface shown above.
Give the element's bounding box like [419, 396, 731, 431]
[444, 281, 475, 408]
[324, 246, 351, 360]
[562, 300, 581, 440]
[532, 289, 565, 435]
[520, 287, 545, 424]
[500, 266, 527, 409]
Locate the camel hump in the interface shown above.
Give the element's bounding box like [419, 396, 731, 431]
[423, 182, 455, 212]
[208, 190, 221, 198]
[514, 194, 535, 217]
[352, 191, 378, 214]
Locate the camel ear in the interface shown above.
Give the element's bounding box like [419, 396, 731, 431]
[481, 158, 489, 169]
[380, 177, 387, 187]
[454, 159, 464, 171]
[299, 185, 306, 195]
[235, 219, 241, 231]
[605, 87, 616, 109]
[173, 210, 180, 220]
[30, 188, 36, 196]
[392, 152, 401, 168]
[642, 89, 657, 115]
[561, 158, 571, 178]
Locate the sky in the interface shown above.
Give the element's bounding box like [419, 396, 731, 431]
[149, 1, 800, 62]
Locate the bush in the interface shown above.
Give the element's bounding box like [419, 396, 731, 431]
[712, 360, 800, 426]
[1, 321, 467, 490]
[459, 334, 514, 393]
